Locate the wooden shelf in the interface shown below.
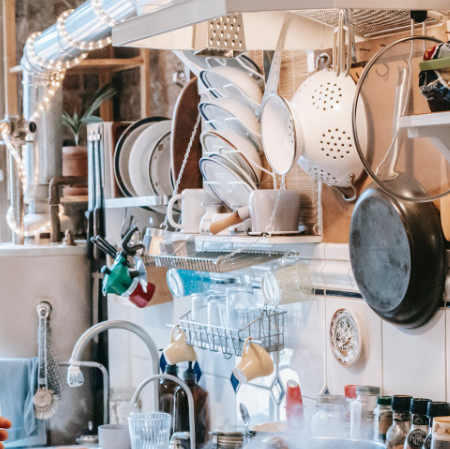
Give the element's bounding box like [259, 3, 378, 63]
[69, 56, 145, 74]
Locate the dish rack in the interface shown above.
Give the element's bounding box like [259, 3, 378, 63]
[177, 305, 286, 357]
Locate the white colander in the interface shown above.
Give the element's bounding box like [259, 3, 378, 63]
[291, 59, 368, 201]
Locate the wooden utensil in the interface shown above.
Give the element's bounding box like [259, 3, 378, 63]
[170, 76, 203, 191]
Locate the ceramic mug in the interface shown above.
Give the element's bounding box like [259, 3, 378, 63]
[98, 424, 131, 449]
[233, 336, 274, 383]
[167, 189, 206, 234]
[249, 190, 301, 234]
[163, 326, 197, 365]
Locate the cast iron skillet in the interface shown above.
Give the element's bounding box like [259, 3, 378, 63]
[349, 175, 445, 329]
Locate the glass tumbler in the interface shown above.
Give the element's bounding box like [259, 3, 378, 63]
[128, 412, 171, 449]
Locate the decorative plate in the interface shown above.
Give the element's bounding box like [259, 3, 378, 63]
[329, 308, 362, 367]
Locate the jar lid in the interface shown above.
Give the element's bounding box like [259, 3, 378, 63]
[411, 398, 432, 416]
[316, 394, 345, 405]
[356, 386, 381, 395]
[344, 385, 357, 399]
[377, 396, 392, 406]
[392, 395, 413, 413]
[213, 426, 246, 437]
[428, 402, 450, 418]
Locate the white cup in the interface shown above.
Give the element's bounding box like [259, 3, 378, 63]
[167, 189, 206, 234]
[249, 190, 301, 234]
[233, 337, 274, 383]
[163, 326, 198, 365]
[98, 424, 131, 449]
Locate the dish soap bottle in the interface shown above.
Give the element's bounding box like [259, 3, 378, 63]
[173, 362, 211, 448]
[159, 363, 179, 435]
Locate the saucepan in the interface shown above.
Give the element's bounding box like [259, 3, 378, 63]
[210, 190, 301, 235]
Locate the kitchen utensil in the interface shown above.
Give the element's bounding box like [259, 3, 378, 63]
[260, 13, 304, 176]
[199, 156, 255, 209]
[211, 212, 251, 235]
[233, 337, 274, 383]
[129, 120, 172, 198]
[210, 190, 301, 235]
[349, 175, 445, 328]
[163, 326, 198, 365]
[171, 77, 203, 192]
[239, 403, 251, 446]
[99, 424, 131, 449]
[114, 117, 168, 197]
[200, 65, 263, 111]
[199, 97, 260, 141]
[201, 129, 263, 183]
[332, 9, 355, 77]
[129, 413, 171, 449]
[199, 202, 222, 234]
[291, 53, 367, 201]
[353, 35, 450, 202]
[166, 189, 206, 234]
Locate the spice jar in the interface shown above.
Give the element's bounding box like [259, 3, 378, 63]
[374, 396, 393, 443]
[431, 417, 450, 449]
[425, 402, 450, 449]
[386, 395, 413, 449]
[350, 386, 381, 440]
[404, 398, 431, 449]
[310, 395, 346, 438]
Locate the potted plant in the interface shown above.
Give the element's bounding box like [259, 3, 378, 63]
[62, 83, 116, 195]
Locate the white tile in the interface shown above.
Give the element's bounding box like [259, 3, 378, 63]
[196, 349, 236, 379]
[130, 356, 157, 412]
[281, 296, 326, 398]
[200, 374, 237, 428]
[326, 297, 382, 396]
[324, 244, 350, 262]
[382, 309, 446, 400]
[322, 260, 354, 292]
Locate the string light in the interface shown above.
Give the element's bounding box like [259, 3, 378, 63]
[57, 9, 112, 51]
[91, 0, 120, 27]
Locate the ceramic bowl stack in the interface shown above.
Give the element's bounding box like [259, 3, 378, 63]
[198, 58, 270, 224]
[114, 117, 174, 213]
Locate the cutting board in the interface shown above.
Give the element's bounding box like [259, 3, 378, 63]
[170, 76, 203, 191]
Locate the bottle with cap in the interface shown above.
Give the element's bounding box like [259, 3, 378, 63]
[344, 385, 358, 438]
[350, 386, 381, 441]
[374, 396, 393, 443]
[431, 417, 450, 449]
[423, 402, 450, 449]
[404, 398, 431, 449]
[386, 395, 413, 449]
[158, 364, 179, 435]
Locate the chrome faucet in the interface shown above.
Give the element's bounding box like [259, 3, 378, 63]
[131, 374, 196, 449]
[67, 320, 159, 408]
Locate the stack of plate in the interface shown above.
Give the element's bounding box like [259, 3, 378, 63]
[114, 117, 174, 213]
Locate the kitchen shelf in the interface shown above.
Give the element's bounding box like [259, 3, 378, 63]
[398, 111, 450, 161]
[105, 195, 170, 209]
[112, 0, 449, 50]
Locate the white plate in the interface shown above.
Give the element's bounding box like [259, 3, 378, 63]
[114, 117, 167, 197]
[201, 130, 262, 183]
[149, 132, 173, 197]
[199, 156, 254, 209]
[129, 120, 172, 198]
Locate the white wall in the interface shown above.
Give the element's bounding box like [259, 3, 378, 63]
[108, 243, 450, 428]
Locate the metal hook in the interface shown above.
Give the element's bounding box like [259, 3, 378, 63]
[315, 53, 331, 73]
[330, 174, 359, 202]
[122, 225, 145, 257]
[375, 61, 390, 78]
[36, 302, 51, 319]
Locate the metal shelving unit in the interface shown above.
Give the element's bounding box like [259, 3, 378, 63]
[105, 195, 170, 209]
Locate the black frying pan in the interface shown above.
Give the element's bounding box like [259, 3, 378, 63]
[349, 175, 445, 329]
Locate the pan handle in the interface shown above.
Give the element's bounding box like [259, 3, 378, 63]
[330, 174, 358, 202]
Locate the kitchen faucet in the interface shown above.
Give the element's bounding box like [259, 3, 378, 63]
[67, 320, 159, 408]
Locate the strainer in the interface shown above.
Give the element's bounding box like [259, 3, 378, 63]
[291, 54, 368, 201]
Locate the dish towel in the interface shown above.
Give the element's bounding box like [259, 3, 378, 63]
[0, 357, 45, 447]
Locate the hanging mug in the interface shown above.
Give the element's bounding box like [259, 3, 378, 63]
[167, 189, 206, 234]
[163, 326, 197, 365]
[233, 337, 274, 383]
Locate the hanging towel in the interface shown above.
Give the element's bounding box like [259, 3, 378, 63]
[0, 357, 45, 446]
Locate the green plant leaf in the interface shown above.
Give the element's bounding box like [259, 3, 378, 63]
[81, 116, 103, 124]
[81, 84, 117, 120]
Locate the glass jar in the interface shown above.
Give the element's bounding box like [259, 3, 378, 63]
[404, 398, 431, 449]
[311, 395, 346, 438]
[166, 269, 211, 298]
[386, 395, 413, 449]
[350, 386, 381, 440]
[431, 417, 450, 449]
[374, 396, 393, 443]
[424, 402, 450, 449]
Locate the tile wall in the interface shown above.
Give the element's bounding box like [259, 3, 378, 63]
[107, 242, 450, 429]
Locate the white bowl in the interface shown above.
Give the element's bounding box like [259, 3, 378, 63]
[200, 66, 263, 107]
[201, 129, 262, 182]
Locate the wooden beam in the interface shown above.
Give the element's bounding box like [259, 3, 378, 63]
[99, 70, 114, 122]
[3, 0, 18, 115]
[139, 49, 150, 117]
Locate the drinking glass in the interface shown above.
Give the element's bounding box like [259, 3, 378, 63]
[128, 413, 171, 449]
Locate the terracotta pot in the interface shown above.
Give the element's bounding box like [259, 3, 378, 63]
[62, 146, 88, 196]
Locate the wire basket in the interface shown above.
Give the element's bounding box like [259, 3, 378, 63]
[177, 305, 286, 357]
